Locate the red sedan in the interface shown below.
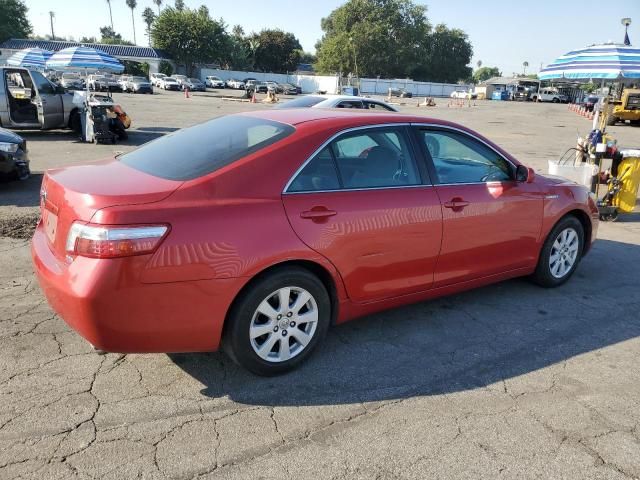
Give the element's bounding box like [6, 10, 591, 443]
[32, 110, 599, 375]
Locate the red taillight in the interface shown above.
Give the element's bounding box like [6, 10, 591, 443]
[66, 223, 169, 258]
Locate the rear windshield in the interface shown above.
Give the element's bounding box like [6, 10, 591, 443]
[120, 116, 295, 181]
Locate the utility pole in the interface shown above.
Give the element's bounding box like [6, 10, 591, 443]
[49, 11, 55, 40]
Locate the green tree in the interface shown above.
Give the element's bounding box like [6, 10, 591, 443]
[175, 0, 185, 11]
[315, 0, 473, 83]
[419, 24, 473, 83]
[150, 5, 228, 75]
[249, 29, 302, 73]
[99, 26, 134, 45]
[79, 36, 98, 43]
[159, 59, 173, 76]
[153, 0, 163, 14]
[0, 0, 32, 43]
[316, 0, 431, 79]
[472, 66, 501, 83]
[126, 0, 138, 44]
[142, 7, 156, 45]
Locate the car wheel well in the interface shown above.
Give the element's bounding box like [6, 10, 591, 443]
[562, 210, 592, 255]
[222, 260, 339, 338]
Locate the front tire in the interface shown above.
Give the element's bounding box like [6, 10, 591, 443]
[224, 268, 330, 376]
[532, 216, 584, 287]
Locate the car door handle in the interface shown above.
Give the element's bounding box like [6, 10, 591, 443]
[300, 208, 337, 220]
[443, 198, 470, 210]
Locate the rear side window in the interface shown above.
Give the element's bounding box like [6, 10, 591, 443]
[120, 116, 294, 181]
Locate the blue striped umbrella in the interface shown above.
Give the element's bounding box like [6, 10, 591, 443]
[6, 48, 53, 68]
[45, 46, 124, 73]
[540, 44, 640, 81]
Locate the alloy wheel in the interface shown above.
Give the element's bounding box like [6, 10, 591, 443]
[249, 287, 318, 363]
[549, 227, 580, 279]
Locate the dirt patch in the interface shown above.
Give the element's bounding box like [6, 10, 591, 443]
[0, 213, 39, 239]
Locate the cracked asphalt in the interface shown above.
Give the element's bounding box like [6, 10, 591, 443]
[1, 91, 640, 479]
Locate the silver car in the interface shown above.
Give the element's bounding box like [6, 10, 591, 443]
[1, 67, 81, 131]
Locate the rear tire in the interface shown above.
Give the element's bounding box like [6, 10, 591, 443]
[224, 268, 330, 376]
[532, 216, 584, 288]
[69, 110, 81, 133]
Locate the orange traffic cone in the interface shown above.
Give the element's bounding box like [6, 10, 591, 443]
[184, 87, 190, 99]
[251, 91, 256, 103]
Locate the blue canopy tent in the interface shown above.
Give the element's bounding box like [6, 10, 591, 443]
[6, 48, 53, 69]
[540, 44, 640, 81]
[46, 46, 124, 142]
[45, 46, 124, 73]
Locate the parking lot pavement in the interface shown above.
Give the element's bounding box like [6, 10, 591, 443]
[1, 94, 640, 479]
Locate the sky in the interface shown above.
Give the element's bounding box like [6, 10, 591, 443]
[24, 0, 639, 75]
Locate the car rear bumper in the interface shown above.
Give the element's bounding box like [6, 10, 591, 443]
[32, 222, 245, 353]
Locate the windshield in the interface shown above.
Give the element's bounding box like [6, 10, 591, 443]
[120, 116, 295, 181]
[189, 78, 201, 82]
[62, 73, 80, 79]
[275, 96, 326, 109]
[132, 77, 147, 82]
[165, 77, 176, 81]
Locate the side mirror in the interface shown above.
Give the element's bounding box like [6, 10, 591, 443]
[516, 165, 535, 183]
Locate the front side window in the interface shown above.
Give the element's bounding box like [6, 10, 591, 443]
[121, 116, 295, 181]
[30, 71, 55, 95]
[287, 127, 421, 192]
[420, 129, 512, 184]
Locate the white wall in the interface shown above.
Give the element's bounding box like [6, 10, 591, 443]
[359, 78, 472, 97]
[199, 68, 471, 97]
[200, 68, 339, 94]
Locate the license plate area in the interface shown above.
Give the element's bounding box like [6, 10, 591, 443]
[43, 209, 58, 244]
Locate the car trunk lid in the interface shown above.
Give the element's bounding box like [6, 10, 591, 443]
[40, 158, 182, 258]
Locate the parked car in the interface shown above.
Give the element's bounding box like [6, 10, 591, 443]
[88, 74, 121, 92]
[242, 77, 257, 85]
[118, 75, 132, 91]
[532, 88, 569, 103]
[0, 127, 29, 180]
[582, 95, 602, 112]
[158, 77, 180, 91]
[450, 89, 476, 100]
[182, 78, 206, 92]
[124, 76, 153, 94]
[389, 87, 413, 98]
[264, 81, 282, 93]
[32, 110, 598, 374]
[173, 75, 188, 89]
[205, 76, 226, 88]
[225, 78, 245, 89]
[246, 80, 268, 93]
[59, 72, 84, 90]
[276, 95, 399, 111]
[150, 73, 166, 87]
[1, 67, 81, 132]
[277, 83, 299, 95]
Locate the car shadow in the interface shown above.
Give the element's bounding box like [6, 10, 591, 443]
[169, 238, 640, 406]
[0, 173, 44, 207]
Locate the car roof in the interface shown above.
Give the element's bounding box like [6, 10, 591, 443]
[238, 108, 435, 126]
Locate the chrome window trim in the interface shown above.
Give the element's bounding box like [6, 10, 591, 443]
[283, 123, 414, 194]
[412, 122, 517, 186]
[283, 184, 433, 195]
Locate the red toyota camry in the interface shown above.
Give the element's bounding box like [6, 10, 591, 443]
[32, 109, 599, 375]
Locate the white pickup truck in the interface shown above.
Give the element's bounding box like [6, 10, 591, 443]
[532, 88, 569, 103]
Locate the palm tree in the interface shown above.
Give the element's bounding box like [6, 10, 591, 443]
[142, 7, 156, 46]
[126, 0, 137, 45]
[523, 61, 529, 75]
[105, 0, 114, 30]
[153, 0, 163, 14]
[477, 60, 482, 69]
[248, 39, 260, 70]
